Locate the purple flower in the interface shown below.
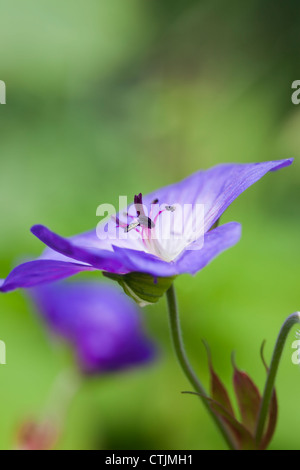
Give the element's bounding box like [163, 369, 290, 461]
[0, 160, 292, 303]
[29, 281, 155, 375]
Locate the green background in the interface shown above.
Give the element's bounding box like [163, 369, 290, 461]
[0, 0, 300, 450]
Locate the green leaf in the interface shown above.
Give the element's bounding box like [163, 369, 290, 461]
[103, 271, 176, 306]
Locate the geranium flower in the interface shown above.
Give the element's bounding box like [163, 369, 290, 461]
[0, 159, 292, 305]
[29, 281, 155, 374]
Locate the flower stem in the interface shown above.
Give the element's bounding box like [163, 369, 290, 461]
[42, 368, 82, 426]
[166, 284, 236, 450]
[255, 312, 300, 444]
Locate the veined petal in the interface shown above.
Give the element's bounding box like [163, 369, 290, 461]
[32, 224, 181, 277]
[111, 245, 179, 277]
[108, 222, 241, 277]
[142, 159, 293, 231]
[31, 225, 128, 274]
[30, 223, 241, 279]
[174, 222, 241, 275]
[0, 260, 94, 293]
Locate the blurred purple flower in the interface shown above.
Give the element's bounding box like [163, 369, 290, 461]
[29, 281, 156, 375]
[0, 160, 292, 300]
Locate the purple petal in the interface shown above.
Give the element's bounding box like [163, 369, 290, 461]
[31, 225, 128, 273]
[102, 222, 241, 276]
[32, 224, 176, 276]
[174, 222, 241, 275]
[111, 245, 180, 277]
[29, 223, 241, 278]
[30, 282, 156, 374]
[142, 159, 293, 231]
[0, 260, 94, 293]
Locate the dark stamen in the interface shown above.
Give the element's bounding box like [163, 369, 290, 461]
[138, 215, 155, 229]
[124, 221, 140, 233]
[129, 192, 156, 231]
[134, 193, 143, 205]
[134, 193, 145, 217]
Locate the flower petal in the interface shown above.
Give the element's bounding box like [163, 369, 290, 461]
[32, 224, 180, 277]
[174, 222, 241, 275]
[0, 260, 94, 293]
[142, 159, 293, 231]
[111, 222, 240, 276]
[30, 282, 156, 374]
[111, 245, 179, 277]
[31, 225, 128, 273]
[30, 222, 241, 279]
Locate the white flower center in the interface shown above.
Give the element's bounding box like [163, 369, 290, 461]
[118, 194, 204, 263]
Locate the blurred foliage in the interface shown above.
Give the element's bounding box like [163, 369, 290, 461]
[0, 0, 300, 450]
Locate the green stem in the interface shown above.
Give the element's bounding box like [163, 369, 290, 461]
[255, 312, 300, 444]
[166, 284, 236, 450]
